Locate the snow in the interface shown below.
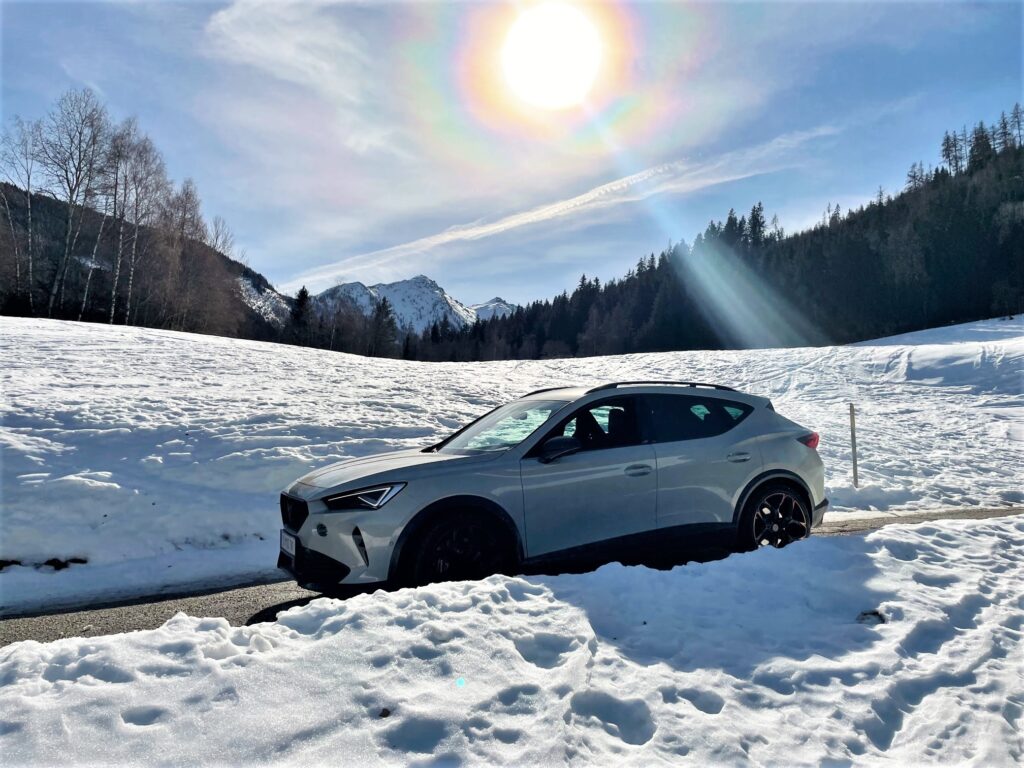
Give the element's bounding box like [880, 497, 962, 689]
[468, 296, 517, 321]
[315, 275, 477, 334]
[0, 315, 1021, 614]
[237, 277, 290, 327]
[1, 515, 1021, 765]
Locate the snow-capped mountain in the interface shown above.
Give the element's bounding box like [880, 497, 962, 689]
[315, 275, 479, 334]
[468, 297, 517, 321]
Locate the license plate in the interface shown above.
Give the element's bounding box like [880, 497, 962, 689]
[280, 530, 296, 557]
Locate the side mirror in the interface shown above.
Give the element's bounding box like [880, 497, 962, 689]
[538, 436, 582, 464]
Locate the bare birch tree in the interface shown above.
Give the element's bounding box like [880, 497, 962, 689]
[38, 89, 108, 317]
[105, 118, 137, 323]
[1, 117, 43, 312]
[123, 135, 168, 323]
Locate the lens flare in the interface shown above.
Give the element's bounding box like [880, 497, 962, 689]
[502, 3, 602, 110]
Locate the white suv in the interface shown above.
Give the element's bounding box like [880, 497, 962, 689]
[278, 382, 828, 590]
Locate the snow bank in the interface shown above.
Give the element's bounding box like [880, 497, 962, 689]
[1, 516, 1021, 765]
[1, 316, 1021, 612]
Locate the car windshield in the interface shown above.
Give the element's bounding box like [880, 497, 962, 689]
[439, 400, 566, 454]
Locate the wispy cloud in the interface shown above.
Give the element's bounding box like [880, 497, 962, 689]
[205, 0, 408, 157]
[279, 124, 839, 294]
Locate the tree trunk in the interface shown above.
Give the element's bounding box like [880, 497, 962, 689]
[59, 199, 88, 311]
[25, 185, 34, 314]
[108, 217, 125, 324]
[124, 222, 140, 324]
[79, 205, 108, 322]
[47, 203, 75, 317]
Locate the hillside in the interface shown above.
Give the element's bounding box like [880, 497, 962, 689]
[0, 180, 290, 340]
[1, 315, 1020, 614]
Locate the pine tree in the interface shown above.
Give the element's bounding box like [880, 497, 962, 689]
[968, 122, 995, 172]
[748, 201, 766, 247]
[1011, 103, 1024, 145]
[941, 131, 955, 171]
[289, 286, 310, 345]
[367, 297, 398, 357]
[995, 112, 1014, 151]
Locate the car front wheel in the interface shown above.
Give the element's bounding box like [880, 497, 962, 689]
[739, 483, 810, 551]
[406, 511, 510, 587]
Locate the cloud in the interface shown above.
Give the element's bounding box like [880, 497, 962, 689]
[205, 0, 408, 158]
[279, 124, 839, 294]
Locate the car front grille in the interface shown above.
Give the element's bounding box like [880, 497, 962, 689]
[280, 494, 309, 532]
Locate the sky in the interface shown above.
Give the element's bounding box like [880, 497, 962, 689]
[1, 1, 1020, 306]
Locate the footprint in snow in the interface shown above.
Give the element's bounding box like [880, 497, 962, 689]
[569, 690, 656, 746]
[512, 632, 576, 669]
[121, 706, 170, 727]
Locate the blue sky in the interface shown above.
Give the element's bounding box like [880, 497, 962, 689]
[2, 1, 1020, 306]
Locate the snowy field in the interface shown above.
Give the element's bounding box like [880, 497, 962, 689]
[1, 316, 1021, 613]
[1, 515, 1021, 765]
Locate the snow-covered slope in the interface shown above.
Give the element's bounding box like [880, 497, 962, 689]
[468, 296, 517, 321]
[236, 276, 290, 327]
[1, 316, 1021, 613]
[315, 275, 476, 334]
[1, 515, 1021, 765]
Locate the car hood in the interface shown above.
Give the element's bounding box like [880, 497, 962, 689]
[287, 448, 493, 497]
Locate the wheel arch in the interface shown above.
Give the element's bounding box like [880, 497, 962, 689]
[388, 495, 524, 582]
[733, 470, 813, 525]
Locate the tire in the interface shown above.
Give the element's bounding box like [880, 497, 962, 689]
[404, 510, 513, 587]
[737, 481, 811, 551]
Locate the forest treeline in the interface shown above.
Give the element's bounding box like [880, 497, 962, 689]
[0, 89, 275, 337]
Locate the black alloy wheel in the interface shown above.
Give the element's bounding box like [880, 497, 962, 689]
[741, 484, 810, 550]
[410, 512, 508, 586]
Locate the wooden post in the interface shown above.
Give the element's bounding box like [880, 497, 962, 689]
[849, 403, 859, 488]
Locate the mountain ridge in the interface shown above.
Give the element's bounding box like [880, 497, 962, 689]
[311, 275, 516, 334]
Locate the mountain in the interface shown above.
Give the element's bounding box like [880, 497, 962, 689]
[468, 297, 517, 322]
[314, 275, 479, 334]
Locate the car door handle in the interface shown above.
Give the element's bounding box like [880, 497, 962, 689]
[624, 464, 653, 477]
[727, 452, 752, 463]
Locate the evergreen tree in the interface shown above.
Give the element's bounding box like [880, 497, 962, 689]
[366, 297, 398, 357]
[968, 122, 995, 171]
[289, 286, 310, 345]
[995, 112, 1014, 151]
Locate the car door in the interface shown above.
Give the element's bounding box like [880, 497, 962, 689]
[646, 394, 765, 528]
[520, 396, 657, 557]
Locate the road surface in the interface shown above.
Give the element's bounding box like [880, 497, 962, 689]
[2, 507, 1020, 647]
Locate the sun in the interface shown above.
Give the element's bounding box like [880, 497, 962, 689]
[501, 3, 603, 111]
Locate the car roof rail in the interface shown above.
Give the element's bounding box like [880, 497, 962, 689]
[521, 386, 572, 397]
[586, 381, 738, 393]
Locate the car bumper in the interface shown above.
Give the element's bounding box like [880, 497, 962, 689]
[278, 492, 406, 588]
[277, 538, 352, 590]
[811, 498, 828, 528]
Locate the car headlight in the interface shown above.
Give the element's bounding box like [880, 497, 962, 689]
[322, 483, 406, 512]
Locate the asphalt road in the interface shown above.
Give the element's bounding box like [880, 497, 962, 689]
[2, 506, 1020, 648]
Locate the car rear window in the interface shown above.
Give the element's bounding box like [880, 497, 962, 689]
[646, 394, 753, 442]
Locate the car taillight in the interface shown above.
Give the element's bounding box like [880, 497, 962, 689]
[798, 432, 820, 450]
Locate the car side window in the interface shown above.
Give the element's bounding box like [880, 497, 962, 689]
[546, 396, 646, 452]
[647, 394, 753, 442]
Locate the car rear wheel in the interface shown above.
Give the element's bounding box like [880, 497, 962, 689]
[739, 483, 810, 551]
[406, 511, 511, 587]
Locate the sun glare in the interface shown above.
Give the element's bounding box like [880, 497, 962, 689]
[502, 3, 602, 110]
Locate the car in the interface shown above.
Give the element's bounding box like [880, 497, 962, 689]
[277, 381, 828, 590]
